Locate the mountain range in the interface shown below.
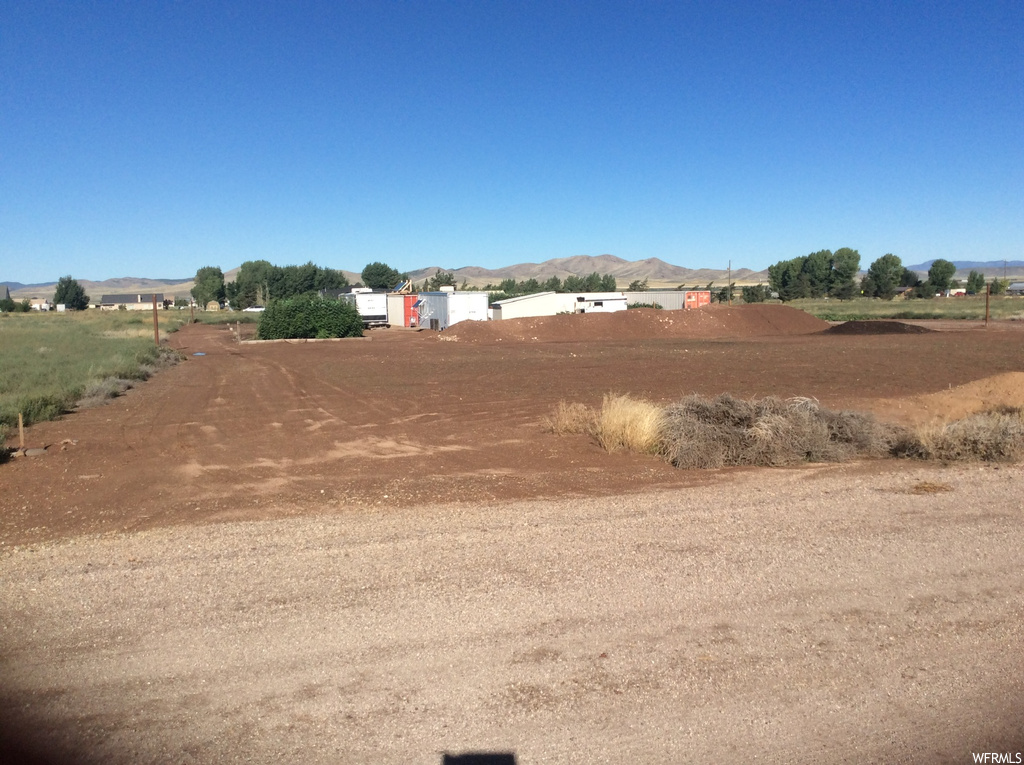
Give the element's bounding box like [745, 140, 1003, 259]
[6, 256, 1023, 300]
[3, 255, 768, 299]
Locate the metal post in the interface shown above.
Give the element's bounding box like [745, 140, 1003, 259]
[985, 283, 990, 327]
[728, 260, 732, 306]
[18, 412, 24, 450]
[152, 294, 159, 346]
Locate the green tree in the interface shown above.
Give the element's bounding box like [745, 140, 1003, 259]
[53, 275, 90, 310]
[0, 296, 15, 312]
[426, 270, 458, 291]
[191, 266, 226, 308]
[829, 248, 861, 299]
[803, 250, 833, 297]
[768, 256, 809, 301]
[862, 254, 904, 299]
[928, 259, 957, 292]
[361, 262, 402, 290]
[628, 278, 649, 291]
[899, 268, 921, 287]
[990, 278, 1009, 295]
[741, 284, 772, 303]
[966, 271, 986, 295]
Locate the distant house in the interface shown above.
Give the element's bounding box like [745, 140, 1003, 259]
[29, 298, 52, 311]
[99, 293, 166, 310]
[1007, 283, 1024, 296]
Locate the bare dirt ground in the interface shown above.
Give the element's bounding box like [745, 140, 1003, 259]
[3, 306, 1024, 763]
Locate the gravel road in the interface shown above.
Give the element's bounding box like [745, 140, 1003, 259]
[2, 462, 1023, 764]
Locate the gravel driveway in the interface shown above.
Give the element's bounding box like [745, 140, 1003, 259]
[3, 462, 1023, 764]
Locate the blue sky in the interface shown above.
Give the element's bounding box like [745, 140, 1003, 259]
[2, 1, 1021, 283]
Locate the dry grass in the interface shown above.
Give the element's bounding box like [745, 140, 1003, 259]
[547, 393, 1024, 468]
[660, 394, 899, 468]
[918, 408, 1024, 462]
[544, 400, 597, 436]
[596, 394, 664, 454]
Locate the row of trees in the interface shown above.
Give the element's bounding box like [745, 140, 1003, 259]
[767, 248, 861, 301]
[766, 251, 1008, 302]
[191, 262, 350, 310]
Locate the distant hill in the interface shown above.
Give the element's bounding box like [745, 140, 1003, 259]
[907, 259, 1024, 271]
[6, 277, 194, 301]
[6, 255, 771, 299]
[409, 255, 767, 288]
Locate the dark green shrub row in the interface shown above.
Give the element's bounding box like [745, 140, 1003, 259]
[256, 296, 363, 340]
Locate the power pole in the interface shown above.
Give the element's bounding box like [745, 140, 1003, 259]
[152, 294, 160, 346]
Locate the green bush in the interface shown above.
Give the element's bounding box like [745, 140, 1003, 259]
[256, 295, 363, 340]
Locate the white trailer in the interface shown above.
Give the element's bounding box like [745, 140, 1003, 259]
[341, 288, 389, 328]
[491, 291, 628, 319]
[415, 291, 489, 331]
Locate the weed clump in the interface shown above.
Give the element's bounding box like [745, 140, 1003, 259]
[596, 394, 664, 455]
[660, 394, 899, 468]
[541, 392, 1024, 468]
[544, 401, 597, 436]
[919, 408, 1024, 462]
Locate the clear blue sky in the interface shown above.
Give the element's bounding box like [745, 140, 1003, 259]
[2, 1, 1021, 283]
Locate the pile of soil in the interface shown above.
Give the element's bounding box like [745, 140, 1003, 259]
[441, 305, 829, 343]
[825, 320, 935, 335]
[867, 372, 1024, 427]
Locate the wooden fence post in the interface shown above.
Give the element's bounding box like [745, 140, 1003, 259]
[152, 294, 159, 346]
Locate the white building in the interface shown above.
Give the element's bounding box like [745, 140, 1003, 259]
[415, 290, 489, 330]
[491, 292, 629, 320]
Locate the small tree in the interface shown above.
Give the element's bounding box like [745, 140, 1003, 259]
[53, 275, 90, 310]
[966, 271, 986, 295]
[361, 262, 402, 290]
[191, 266, 226, 307]
[863, 254, 904, 299]
[628, 278, 649, 291]
[426, 270, 457, 291]
[928, 259, 957, 293]
[741, 284, 772, 303]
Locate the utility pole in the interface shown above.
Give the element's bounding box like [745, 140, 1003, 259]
[152, 294, 160, 346]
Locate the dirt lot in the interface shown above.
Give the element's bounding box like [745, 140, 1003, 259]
[3, 306, 1024, 763]
[4, 306, 1024, 544]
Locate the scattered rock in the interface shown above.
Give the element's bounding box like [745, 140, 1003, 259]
[24, 447, 47, 457]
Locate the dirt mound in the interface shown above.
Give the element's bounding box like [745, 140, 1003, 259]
[441, 305, 829, 343]
[825, 320, 935, 335]
[867, 372, 1024, 428]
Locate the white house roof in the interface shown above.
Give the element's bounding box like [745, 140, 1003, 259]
[492, 291, 558, 305]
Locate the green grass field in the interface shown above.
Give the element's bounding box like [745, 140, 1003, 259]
[784, 295, 1024, 322]
[0, 310, 188, 443]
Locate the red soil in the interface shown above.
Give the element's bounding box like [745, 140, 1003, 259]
[4, 309, 1024, 545]
[441, 304, 829, 343]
